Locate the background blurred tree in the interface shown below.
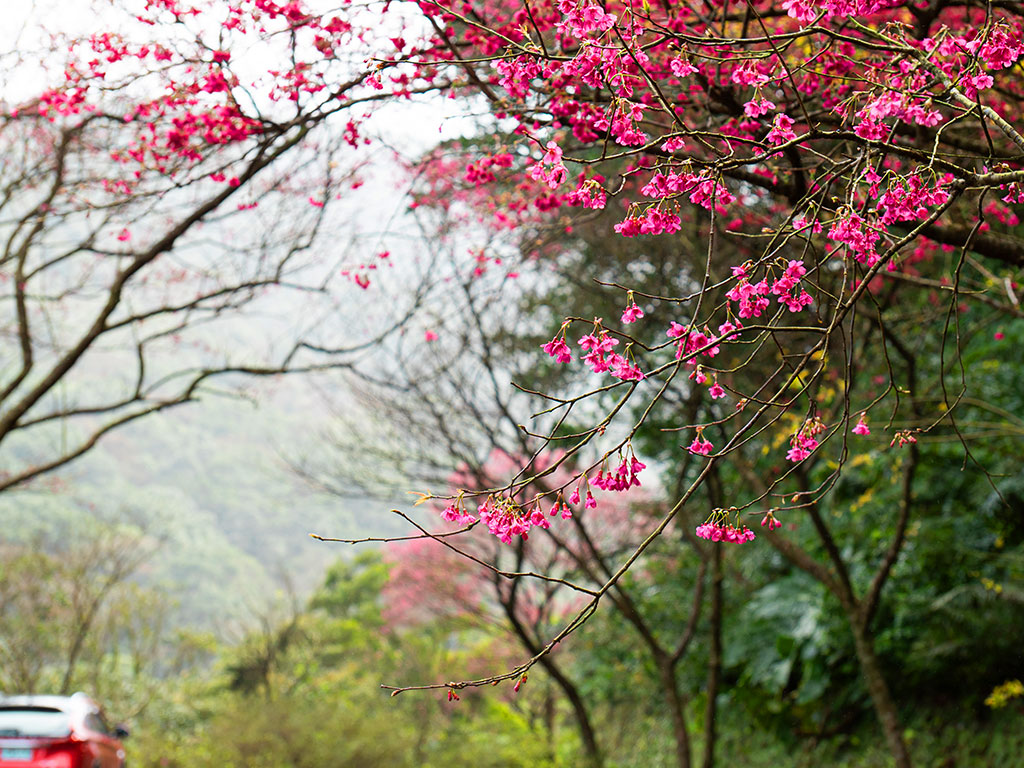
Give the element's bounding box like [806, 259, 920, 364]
[0, 519, 168, 711]
[0, 0, 451, 495]
[129, 549, 562, 768]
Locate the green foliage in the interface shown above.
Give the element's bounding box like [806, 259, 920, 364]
[129, 550, 563, 768]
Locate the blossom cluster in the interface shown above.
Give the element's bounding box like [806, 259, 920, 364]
[920, 23, 1024, 77]
[464, 495, 573, 544]
[877, 173, 951, 226]
[724, 259, 816, 318]
[828, 211, 882, 267]
[567, 484, 597, 509]
[696, 520, 756, 544]
[640, 170, 736, 211]
[687, 428, 714, 456]
[542, 334, 573, 364]
[556, 0, 616, 41]
[857, 91, 942, 135]
[495, 55, 542, 100]
[667, 323, 720, 363]
[621, 300, 644, 324]
[438, 446, 649, 546]
[440, 501, 475, 526]
[579, 326, 643, 380]
[613, 206, 682, 237]
[725, 270, 771, 319]
[530, 141, 569, 190]
[600, 99, 649, 147]
[766, 113, 798, 146]
[770, 260, 814, 312]
[542, 319, 647, 382]
[787, 417, 826, 462]
[591, 456, 646, 492]
[566, 177, 608, 209]
[744, 96, 776, 117]
[782, 0, 899, 24]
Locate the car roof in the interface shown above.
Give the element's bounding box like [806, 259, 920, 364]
[0, 694, 97, 714]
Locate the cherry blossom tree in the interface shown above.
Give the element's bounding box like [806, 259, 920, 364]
[10, 2, 1021, 765]
[322, 3, 1024, 767]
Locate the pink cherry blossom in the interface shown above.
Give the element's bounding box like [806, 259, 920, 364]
[543, 336, 573, 363]
[621, 302, 644, 323]
[529, 141, 568, 189]
[696, 521, 756, 543]
[766, 113, 797, 145]
[688, 433, 713, 456]
[744, 97, 776, 117]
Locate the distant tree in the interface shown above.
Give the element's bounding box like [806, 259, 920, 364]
[0, 0, 451, 492]
[0, 521, 159, 698]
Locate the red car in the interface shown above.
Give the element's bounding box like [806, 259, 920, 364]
[0, 694, 127, 768]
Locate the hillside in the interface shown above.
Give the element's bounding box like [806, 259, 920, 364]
[0, 379, 401, 633]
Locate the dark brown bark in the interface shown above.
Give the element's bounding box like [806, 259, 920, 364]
[541, 654, 603, 768]
[849, 617, 912, 768]
[701, 544, 722, 768]
[500, 584, 604, 768]
[656, 657, 692, 768]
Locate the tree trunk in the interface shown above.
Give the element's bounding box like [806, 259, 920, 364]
[499, 561, 604, 768]
[701, 545, 722, 768]
[849, 616, 912, 768]
[543, 656, 604, 768]
[506, 612, 603, 768]
[544, 681, 557, 764]
[657, 659, 691, 768]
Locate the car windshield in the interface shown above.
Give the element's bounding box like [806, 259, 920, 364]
[0, 708, 71, 738]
